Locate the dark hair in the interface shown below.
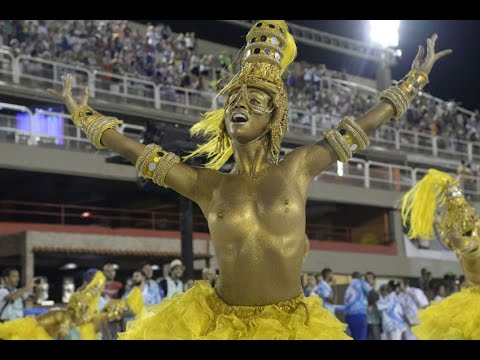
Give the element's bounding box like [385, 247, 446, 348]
[321, 268, 332, 279]
[133, 269, 147, 278]
[365, 271, 376, 279]
[351, 271, 361, 279]
[2, 268, 18, 278]
[388, 280, 400, 291]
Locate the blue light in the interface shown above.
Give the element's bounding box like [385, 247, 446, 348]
[16, 111, 64, 145]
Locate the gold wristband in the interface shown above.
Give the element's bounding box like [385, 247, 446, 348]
[72, 105, 100, 130]
[379, 69, 429, 119]
[337, 117, 370, 151]
[85, 116, 123, 149]
[379, 87, 408, 118]
[135, 144, 161, 176]
[152, 152, 181, 188]
[323, 129, 352, 163]
[71, 105, 123, 148]
[136, 144, 181, 187]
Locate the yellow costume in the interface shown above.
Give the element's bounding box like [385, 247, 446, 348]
[117, 20, 350, 340]
[0, 271, 143, 340]
[47, 18, 449, 340]
[401, 169, 480, 339]
[119, 280, 349, 340]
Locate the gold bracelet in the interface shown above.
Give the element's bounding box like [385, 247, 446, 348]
[85, 116, 123, 149]
[135, 144, 160, 175]
[136, 144, 181, 187]
[136, 144, 165, 178]
[398, 69, 429, 100]
[379, 69, 429, 119]
[337, 117, 370, 151]
[72, 105, 100, 130]
[152, 152, 181, 188]
[71, 105, 123, 148]
[379, 87, 408, 118]
[323, 129, 352, 163]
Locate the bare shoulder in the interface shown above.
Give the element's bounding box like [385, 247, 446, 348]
[281, 142, 337, 179]
[193, 166, 223, 184]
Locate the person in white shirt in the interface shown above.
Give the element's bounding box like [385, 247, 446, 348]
[398, 279, 429, 340]
[159, 259, 185, 299]
[0, 268, 35, 322]
[376, 281, 407, 340]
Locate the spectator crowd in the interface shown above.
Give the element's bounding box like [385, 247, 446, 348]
[1, 20, 479, 144]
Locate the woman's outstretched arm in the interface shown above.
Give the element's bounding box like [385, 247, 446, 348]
[47, 75, 218, 208]
[285, 34, 452, 179]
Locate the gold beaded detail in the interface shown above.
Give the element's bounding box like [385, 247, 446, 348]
[379, 69, 429, 119]
[71, 105, 123, 149]
[322, 129, 352, 163]
[152, 152, 181, 188]
[136, 144, 181, 188]
[337, 117, 370, 151]
[135, 144, 163, 178]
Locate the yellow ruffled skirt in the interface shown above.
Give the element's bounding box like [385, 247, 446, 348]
[0, 317, 99, 340]
[0, 317, 53, 340]
[413, 285, 480, 340]
[119, 280, 350, 340]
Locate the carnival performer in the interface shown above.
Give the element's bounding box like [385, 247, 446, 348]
[401, 169, 480, 340]
[47, 20, 450, 339]
[0, 271, 143, 340]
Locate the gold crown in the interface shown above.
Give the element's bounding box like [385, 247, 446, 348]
[237, 20, 288, 90]
[244, 21, 286, 68]
[184, 20, 296, 170]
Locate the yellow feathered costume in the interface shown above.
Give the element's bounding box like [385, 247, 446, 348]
[119, 20, 350, 340]
[401, 169, 480, 339]
[0, 272, 143, 340]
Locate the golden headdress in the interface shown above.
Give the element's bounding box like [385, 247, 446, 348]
[184, 20, 297, 169]
[401, 169, 477, 244]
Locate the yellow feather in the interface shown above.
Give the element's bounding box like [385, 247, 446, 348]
[183, 20, 297, 170]
[401, 169, 458, 239]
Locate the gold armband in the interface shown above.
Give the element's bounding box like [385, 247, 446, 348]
[323, 117, 369, 163]
[322, 129, 352, 163]
[135, 144, 181, 188]
[379, 69, 429, 119]
[71, 105, 123, 149]
[337, 116, 370, 151]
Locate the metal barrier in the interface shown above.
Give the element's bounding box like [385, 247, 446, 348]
[0, 102, 35, 146]
[15, 55, 91, 93]
[0, 200, 365, 243]
[93, 70, 157, 109]
[315, 158, 368, 188]
[2, 53, 480, 162]
[0, 48, 14, 83]
[3, 99, 480, 198]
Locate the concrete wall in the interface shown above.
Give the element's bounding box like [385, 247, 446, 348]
[308, 180, 401, 208]
[0, 232, 24, 257]
[0, 142, 136, 181]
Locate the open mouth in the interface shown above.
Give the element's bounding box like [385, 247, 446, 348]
[231, 113, 249, 124]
